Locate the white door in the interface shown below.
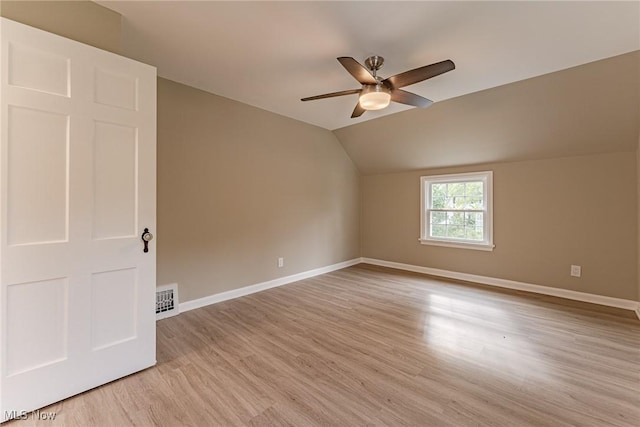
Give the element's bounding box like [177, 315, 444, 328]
[0, 18, 156, 421]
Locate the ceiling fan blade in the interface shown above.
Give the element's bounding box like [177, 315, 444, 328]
[301, 88, 361, 102]
[391, 89, 434, 108]
[351, 102, 365, 118]
[338, 57, 378, 85]
[383, 59, 455, 89]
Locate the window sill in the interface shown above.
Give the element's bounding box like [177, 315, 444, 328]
[418, 238, 495, 252]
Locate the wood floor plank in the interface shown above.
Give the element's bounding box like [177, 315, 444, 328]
[6, 264, 640, 426]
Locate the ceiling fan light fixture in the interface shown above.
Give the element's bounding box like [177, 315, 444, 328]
[301, 56, 454, 118]
[359, 83, 391, 110]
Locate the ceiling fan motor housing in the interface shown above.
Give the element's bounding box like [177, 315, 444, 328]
[365, 55, 385, 73]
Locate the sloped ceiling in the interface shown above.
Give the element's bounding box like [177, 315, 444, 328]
[335, 52, 640, 174]
[98, 1, 639, 130]
[95, 1, 640, 174]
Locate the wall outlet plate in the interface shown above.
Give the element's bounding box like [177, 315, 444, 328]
[570, 265, 581, 277]
[278, 257, 284, 268]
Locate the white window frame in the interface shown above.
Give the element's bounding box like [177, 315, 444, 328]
[420, 171, 494, 251]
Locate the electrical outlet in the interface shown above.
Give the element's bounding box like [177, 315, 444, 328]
[570, 265, 581, 277]
[278, 257, 284, 268]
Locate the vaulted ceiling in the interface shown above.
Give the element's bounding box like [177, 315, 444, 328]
[95, 1, 640, 174]
[335, 51, 639, 174]
[98, 1, 639, 131]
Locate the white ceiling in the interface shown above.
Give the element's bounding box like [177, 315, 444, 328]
[98, 1, 640, 131]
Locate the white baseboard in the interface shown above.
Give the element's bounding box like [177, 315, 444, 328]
[177, 256, 640, 319]
[179, 258, 361, 313]
[361, 257, 640, 313]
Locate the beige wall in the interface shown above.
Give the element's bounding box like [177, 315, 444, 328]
[637, 133, 640, 302]
[157, 79, 360, 302]
[3, 0, 360, 303]
[0, 0, 121, 54]
[361, 152, 638, 300]
[3, 0, 638, 306]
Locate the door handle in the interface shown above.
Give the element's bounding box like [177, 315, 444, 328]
[141, 228, 153, 253]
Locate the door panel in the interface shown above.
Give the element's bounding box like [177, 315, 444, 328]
[8, 42, 70, 97]
[92, 121, 137, 240]
[90, 268, 138, 350]
[94, 67, 138, 111]
[6, 278, 68, 376]
[0, 18, 156, 421]
[7, 106, 69, 245]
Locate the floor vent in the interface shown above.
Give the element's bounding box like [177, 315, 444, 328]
[156, 283, 179, 320]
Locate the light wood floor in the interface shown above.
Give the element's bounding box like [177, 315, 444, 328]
[8, 264, 640, 426]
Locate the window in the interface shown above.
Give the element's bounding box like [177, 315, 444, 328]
[420, 171, 494, 251]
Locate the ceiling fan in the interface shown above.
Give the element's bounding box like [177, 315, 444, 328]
[301, 56, 455, 118]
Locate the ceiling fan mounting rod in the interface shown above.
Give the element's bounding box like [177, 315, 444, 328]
[365, 55, 384, 79]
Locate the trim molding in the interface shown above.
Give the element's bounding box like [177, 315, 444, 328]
[361, 257, 640, 312]
[178, 256, 640, 318]
[179, 258, 361, 313]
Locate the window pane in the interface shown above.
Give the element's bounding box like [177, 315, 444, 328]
[466, 196, 483, 209]
[449, 182, 465, 196]
[430, 211, 446, 224]
[432, 183, 446, 197]
[466, 181, 483, 197]
[431, 224, 446, 238]
[449, 212, 465, 225]
[431, 211, 486, 241]
[464, 212, 477, 227]
[475, 212, 484, 226]
[444, 197, 455, 209]
[466, 226, 484, 241]
[432, 194, 446, 209]
[431, 184, 446, 209]
[453, 196, 466, 209]
[447, 225, 465, 238]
